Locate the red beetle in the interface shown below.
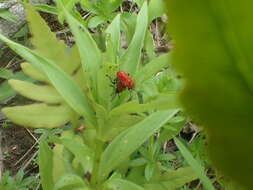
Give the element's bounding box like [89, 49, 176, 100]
[116, 71, 135, 93]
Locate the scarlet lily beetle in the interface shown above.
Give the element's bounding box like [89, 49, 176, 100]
[116, 70, 135, 93]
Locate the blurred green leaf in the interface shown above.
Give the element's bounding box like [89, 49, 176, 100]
[0, 9, 17, 23]
[54, 174, 88, 190]
[166, 1, 253, 189]
[34, 4, 58, 15]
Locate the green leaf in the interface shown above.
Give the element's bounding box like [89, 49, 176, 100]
[106, 179, 145, 190]
[144, 167, 198, 190]
[120, 2, 148, 75]
[33, 4, 58, 15]
[98, 110, 178, 181]
[101, 114, 144, 141]
[121, 12, 137, 45]
[148, 0, 166, 22]
[144, 163, 155, 181]
[88, 15, 107, 28]
[166, 1, 253, 189]
[174, 138, 215, 190]
[39, 140, 54, 190]
[54, 174, 88, 190]
[21, 62, 48, 83]
[26, 4, 80, 74]
[0, 34, 96, 126]
[0, 68, 14, 79]
[0, 81, 15, 102]
[58, 0, 102, 99]
[135, 53, 170, 85]
[110, 94, 179, 116]
[0, 9, 17, 23]
[60, 138, 93, 172]
[105, 14, 121, 58]
[9, 79, 62, 104]
[2, 104, 74, 128]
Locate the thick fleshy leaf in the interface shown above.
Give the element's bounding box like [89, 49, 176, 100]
[26, 4, 80, 74]
[2, 104, 74, 128]
[98, 110, 178, 181]
[119, 2, 148, 75]
[166, 1, 253, 189]
[21, 62, 48, 83]
[39, 140, 54, 190]
[0, 34, 96, 126]
[9, 79, 62, 104]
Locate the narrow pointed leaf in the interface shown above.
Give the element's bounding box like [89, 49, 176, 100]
[21, 62, 48, 83]
[120, 2, 148, 75]
[99, 110, 178, 181]
[174, 138, 215, 190]
[39, 140, 54, 190]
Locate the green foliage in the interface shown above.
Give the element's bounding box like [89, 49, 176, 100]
[166, 1, 253, 189]
[0, 169, 38, 190]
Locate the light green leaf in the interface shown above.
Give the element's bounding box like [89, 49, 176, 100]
[9, 79, 62, 104]
[21, 62, 48, 83]
[144, 167, 198, 190]
[106, 179, 145, 190]
[0, 68, 14, 79]
[54, 174, 88, 190]
[60, 138, 93, 172]
[166, 1, 253, 189]
[2, 104, 74, 129]
[0, 81, 15, 102]
[174, 138, 215, 190]
[98, 110, 178, 181]
[0, 9, 17, 23]
[33, 4, 58, 15]
[39, 140, 54, 190]
[59, 0, 102, 99]
[110, 93, 179, 116]
[105, 14, 121, 58]
[144, 163, 155, 181]
[88, 15, 107, 28]
[0, 33, 96, 126]
[101, 114, 144, 141]
[135, 53, 170, 85]
[120, 2, 148, 75]
[120, 12, 137, 45]
[26, 4, 80, 74]
[148, 0, 166, 22]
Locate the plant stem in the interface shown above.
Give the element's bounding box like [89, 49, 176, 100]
[91, 139, 104, 188]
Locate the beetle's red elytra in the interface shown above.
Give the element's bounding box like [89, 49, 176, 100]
[116, 71, 135, 93]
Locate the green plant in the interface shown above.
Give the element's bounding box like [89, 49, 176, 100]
[0, 169, 38, 190]
[0, 1, 200, 190]
[166, 0, 253, 189]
